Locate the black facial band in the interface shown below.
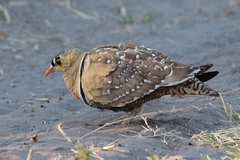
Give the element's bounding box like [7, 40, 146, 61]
[51, 59, 55, 66]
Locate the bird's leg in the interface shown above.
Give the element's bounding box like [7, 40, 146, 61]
[128, 104, 143, 118]
[113, 105, 143, 124]
[169, 87, 183, 98]
[122, 105, 143, 124]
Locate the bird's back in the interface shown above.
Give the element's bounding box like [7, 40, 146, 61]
[79, 43, 219, 112]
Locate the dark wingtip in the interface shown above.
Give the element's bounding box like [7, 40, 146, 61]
[197, 71, 219, 82]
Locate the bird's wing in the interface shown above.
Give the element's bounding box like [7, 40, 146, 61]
[81, 43, 200, 107]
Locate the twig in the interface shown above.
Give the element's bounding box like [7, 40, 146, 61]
[57, 123, 72, 143]
[44, 19, 53, 29]
[141, 116, 162, 137]
[58, 0, 99, 23]
[35, 98, 50, 102]
[26, 31, 62, 40]
[0, 4, 11, 24]
[71, 8, 98, 22]
[219, 93, 232, 122]
[18, 104, 25, 110]
[26, 149, 32, 160]
[221, 88, 240, 94]
[10, 121, 20, 128]
[0, 68, 4, 75]
[45, 127, 50, 134]
[79, 112, 158, 139]
[103, 139, 119, 150]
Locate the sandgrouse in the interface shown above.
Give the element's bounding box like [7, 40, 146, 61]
[45, 42, 219, 118]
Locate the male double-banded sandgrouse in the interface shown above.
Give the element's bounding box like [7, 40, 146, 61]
[45, 42, 219, 118]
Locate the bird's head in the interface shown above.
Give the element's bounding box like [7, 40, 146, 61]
[45, 48, 82, 76]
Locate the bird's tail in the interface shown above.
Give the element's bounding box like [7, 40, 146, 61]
[171, 78, 219, 97]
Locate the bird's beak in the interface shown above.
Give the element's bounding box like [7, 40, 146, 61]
[45, 67, 54, 76]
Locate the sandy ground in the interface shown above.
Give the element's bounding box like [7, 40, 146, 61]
[0, 0, 240, 159]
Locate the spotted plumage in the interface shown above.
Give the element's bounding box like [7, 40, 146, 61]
[45, 42, 219, 118]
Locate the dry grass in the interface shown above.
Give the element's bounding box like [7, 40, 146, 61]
[0, 4, 11, 24]
[120, 6, 133, 24]
[57, 123, 103, 160]
[79, 111, 159, 139]
[145, 149, 160, 160]
[26, 149, 32, 160]
[57, 112, 160, 159]
[58, 0, 99, 22]
[119, 115, 183, 146]
[191, 92, 240, 159]
[71, 144, 91, 160]
[102, 139, 119, 150]
[26, 89, 239, 159]
[191, 125, 240, 157]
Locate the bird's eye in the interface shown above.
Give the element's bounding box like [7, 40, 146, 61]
[56, 59, 61, 65]
[51, 56, 62, 66]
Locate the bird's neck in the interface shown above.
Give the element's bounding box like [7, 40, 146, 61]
[63, 53, 85, 102]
